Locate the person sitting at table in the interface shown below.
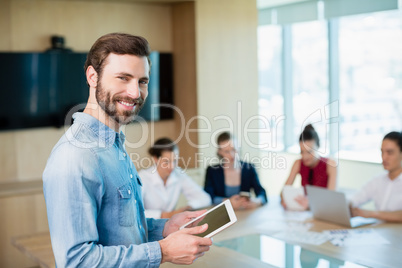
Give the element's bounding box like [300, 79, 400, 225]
[350, 131, 402, 222]
[280, 124, 337, 210]
[140, 137, 211, 219]
[204, 132, 267, 210]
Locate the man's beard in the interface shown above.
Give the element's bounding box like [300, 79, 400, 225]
[95, 80, 145, 125]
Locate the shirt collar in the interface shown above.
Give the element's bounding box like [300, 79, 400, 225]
[72, 112, 125, 146]
[149, 166, 178, 186]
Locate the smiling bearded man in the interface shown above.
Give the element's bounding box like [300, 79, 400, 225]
[95, 79, 145, 125]
[42, 33, 212, 268]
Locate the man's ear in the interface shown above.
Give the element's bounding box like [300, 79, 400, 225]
[86, 66, 98, 88]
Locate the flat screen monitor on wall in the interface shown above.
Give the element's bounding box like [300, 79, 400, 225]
[0, 51, 173, 131]
[140, 52, 174, 121]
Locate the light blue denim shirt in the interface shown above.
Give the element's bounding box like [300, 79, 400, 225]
[43, 112, 167, 267]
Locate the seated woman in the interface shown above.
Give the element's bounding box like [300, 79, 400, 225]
[350, 131, 402, 222]
[204, 132, 267, 210]
[281, 124, 337, 210]
[139, 137, 211, 219]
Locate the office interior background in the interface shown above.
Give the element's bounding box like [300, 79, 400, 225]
[0, 0, 401, 267]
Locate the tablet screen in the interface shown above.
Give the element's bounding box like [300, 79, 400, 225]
[193, 204, 231, 237]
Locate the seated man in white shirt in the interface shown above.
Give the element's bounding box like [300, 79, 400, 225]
[350, 131, 402, 222]
[140, 137, 212, 219]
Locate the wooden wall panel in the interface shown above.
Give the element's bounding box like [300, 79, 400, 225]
[0, 0, 12, 50]
[0, 192, 49, 267]
[0, 0, 175, 183]
[9, 0, 172, 52]
[15, 128, 65, 181]
[172, 2, 198, 168]
[0, 1, 187, 267]
[0, 132, 18, 183]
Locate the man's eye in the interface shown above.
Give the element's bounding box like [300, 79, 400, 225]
[118, 76, 127, 81]
[140, 80, 149, 85]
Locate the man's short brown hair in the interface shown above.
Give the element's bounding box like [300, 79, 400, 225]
[84, 33, 151, 78]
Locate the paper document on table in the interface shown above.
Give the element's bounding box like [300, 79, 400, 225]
[323, 229, 390, 247]
[282, 186, 305, 211]
[272, 230, 329, 245]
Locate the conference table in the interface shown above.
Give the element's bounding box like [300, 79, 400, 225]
[12, 199, 402, 268]
[166, 198, 402, 268]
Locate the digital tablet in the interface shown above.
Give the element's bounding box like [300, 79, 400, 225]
[282, 185, 305, 211]
[179, 199, 237, 238]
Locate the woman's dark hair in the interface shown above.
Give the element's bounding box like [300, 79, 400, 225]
[217, 132, 232, 145]
[383, 131, 402, 152]
[148, 138, 178, 158]
[299, 124, 320, 148]
[216, 132, 235, 160]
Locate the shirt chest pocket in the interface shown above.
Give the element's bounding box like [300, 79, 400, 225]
[118, 184, 136, 227]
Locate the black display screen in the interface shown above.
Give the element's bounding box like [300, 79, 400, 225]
[0, 52, 88, 130]
[0, 51, 173, 131]
[193, 204, 231, 237]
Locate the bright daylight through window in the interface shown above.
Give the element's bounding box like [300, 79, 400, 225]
[338, 10, 402, 162]
[258, 8, 402, 163]
[258, 25, 284, 151]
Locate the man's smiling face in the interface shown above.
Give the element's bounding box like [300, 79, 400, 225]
[95, 53, 149, 125]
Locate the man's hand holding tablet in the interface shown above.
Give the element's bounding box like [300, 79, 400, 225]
[158, 200, 237, 264]
[179, 199, 237, 238]
[159, 209, 213, 264]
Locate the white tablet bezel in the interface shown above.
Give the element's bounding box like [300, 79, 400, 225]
[179, 199, 237, 238]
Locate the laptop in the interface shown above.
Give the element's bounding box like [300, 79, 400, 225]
[306, 185, 377, 228]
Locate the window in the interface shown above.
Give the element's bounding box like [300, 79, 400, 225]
[338, 10, 402, 162]
[291, 20, 329, 154]
[257, 8, 402, 163]
[258, 25, 284, 151]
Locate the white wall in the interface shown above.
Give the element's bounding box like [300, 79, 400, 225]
[195, 0, 260, 168]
